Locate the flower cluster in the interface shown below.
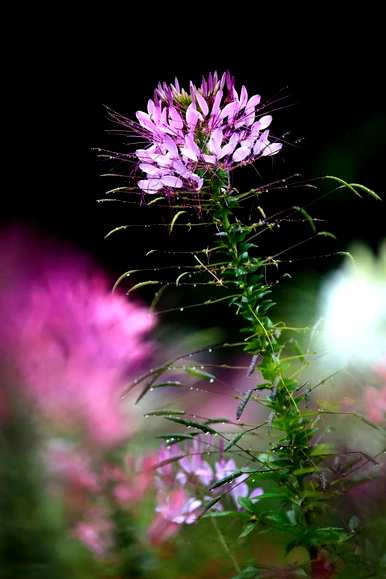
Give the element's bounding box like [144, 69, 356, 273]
[45, 440, 157, 556]
[149, 437, 263, 544]
[131, 71, 282, 195]
[0, 229, 155, 446]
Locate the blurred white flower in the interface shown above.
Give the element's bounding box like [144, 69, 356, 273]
[319, 242, 386, 366]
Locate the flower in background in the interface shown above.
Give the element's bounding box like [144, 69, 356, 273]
[319, 242, 386, 367]
[364, 358, 386, 424]
[364, 386, 386, 424]
[0, 229, 155, 446]
[150, 437, 263, 543]
[110, 71, 282, 195]
[215, 457, 264, 509]
[73, 509, 112, 556]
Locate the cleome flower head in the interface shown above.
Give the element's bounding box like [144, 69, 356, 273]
[127, 71, 282, 195]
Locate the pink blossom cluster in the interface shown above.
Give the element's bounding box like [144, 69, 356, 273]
[127, 71, 282, 195]
[45, 440, 157, 555]
[0, 229, 155, 446]
[149, 437, 263, 544]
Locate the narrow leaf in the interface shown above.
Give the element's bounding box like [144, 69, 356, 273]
[169, 210, 187, 234]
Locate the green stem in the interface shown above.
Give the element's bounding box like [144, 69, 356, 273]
[211, 516, 241, 574]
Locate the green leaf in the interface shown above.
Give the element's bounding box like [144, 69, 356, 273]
[239, 522, 257, 539]
[224, 430, 251, 451]
[164, 416, 218, 435]
[146, 410, 185, 417]
[293, 466, 319, 476]
[310, 443, 335, 457]
[202, 510, 241, 518]
[127, 280, 160, 295]
[169, 210, 187, 234]
[147, 196, 164, 205]
[294, 205, 317, 232]
[236, 389, 254, 420]
[184, 366, 216, 381]
[209, 470, 246, 490]
[112, 270, 137, 292]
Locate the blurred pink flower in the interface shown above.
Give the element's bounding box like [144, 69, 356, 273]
[45, 441, 99, 493]
[177, 438, 213, 486]
[364, 385, 386, 424]
[0, 229, 155, 446]
[149, 488, 201, 545]
[73, 509, 112, 556]
[215, 457, 263, 509]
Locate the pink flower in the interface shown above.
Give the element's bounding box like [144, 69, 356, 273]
[73, 510, 112, 556]
[109, 72, 282, 196]
[45, 441, 99, 494]
[364, 385, 386, 423]
[177, 438, 213, 486]
[215, 457, 263, 509]
[0, 229, 155, 446]
[149, 488, 202, 545]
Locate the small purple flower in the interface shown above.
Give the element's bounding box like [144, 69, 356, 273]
[177, 438, 213, 486]
[115, 72, 283, 196]
[215, 457, 264, 510]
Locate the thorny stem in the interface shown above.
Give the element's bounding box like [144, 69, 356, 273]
[207, 175, 334, 559]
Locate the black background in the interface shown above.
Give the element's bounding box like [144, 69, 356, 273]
[4, 14, 385, 282]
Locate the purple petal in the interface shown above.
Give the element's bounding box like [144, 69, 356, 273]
[147, 99, 155, 116]
[168, 107, 184, 130]
[150, 153, 173, 168]
[202, 154, 216, 164]
[139, 163, 161, 176]
[196, 93, 209, 117]
[176, 470, 188, 485]
[208, 128, 223, 155]
[240, 85, 248, 107]
[136, 111, 157, 134]
[181, 134, 200, 162]
[257, 115, 272, 130]
[163, 134, 179, 158]
[232, 146, 251, 162]
[250, 487, 264, 499]
[186, 103, 202, 130]
[231, 482, 249, 508]
[246, 94, 261, 110]
[161, 175, 183, 188]
[138, 179, 163, 193]
[173, 159, 190, 176]
[220, 101, 239, 120]
[189, 173, 203, 191]
[262, 142, 283, 157]
[210, 90, 223, 119]
[218, 134, 239, 159]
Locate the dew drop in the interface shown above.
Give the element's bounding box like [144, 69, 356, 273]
[209, 378, 215, 383]
[208, 348, 213, 353]
[180, 307, 184, 312]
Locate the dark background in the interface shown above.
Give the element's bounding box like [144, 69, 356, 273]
[4, 18, 385, 286]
